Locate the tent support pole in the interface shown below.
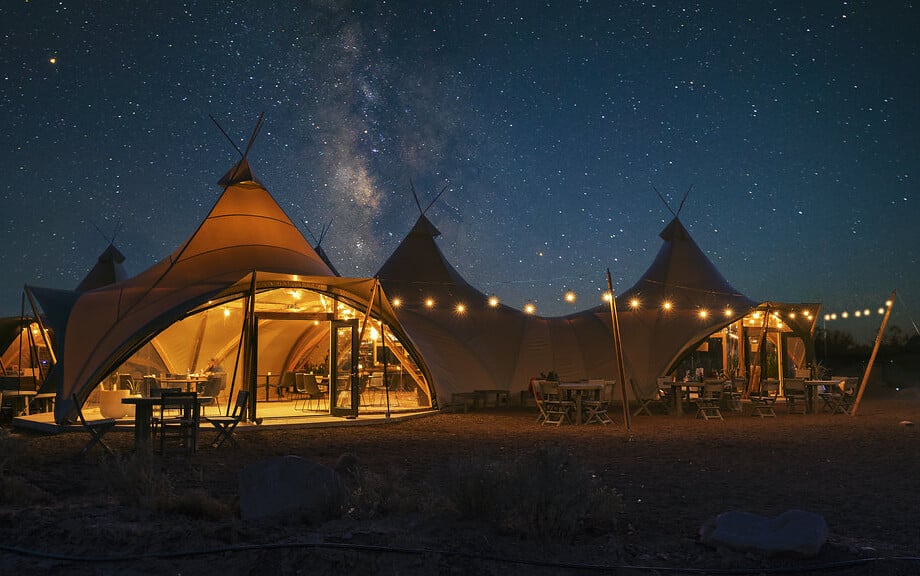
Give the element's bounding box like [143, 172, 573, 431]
[606, 269, 632, 438]
[850, 290, 896, 416]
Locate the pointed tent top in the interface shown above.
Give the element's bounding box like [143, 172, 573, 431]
[218, 158, 261, 187]
[75, 243, 129, 292]
[408, 213, 441, 238]
[659, 217, 691, 242]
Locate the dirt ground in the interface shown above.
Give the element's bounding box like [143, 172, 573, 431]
[2, 390, 920, 575]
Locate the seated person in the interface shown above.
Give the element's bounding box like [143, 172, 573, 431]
[203, 358, 225, 375]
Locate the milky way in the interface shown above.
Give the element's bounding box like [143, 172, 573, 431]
[2, 1, 918, 341]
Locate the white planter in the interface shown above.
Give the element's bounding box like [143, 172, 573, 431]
[99, 389, 129, 419]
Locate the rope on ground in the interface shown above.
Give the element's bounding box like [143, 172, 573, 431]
[1, 541, 919, 574]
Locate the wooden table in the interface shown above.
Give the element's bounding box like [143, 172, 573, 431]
[161, 375, 207, 392]
[122, 395, 211, 451]
[558, 382, 603, 424]
[804, 380, 841, 413]
[669, 382, 704, 417]
[2, 390, 37, 416]
[474, 389, 510, 408]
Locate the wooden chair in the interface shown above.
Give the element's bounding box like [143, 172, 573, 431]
[71, 393, 116, 457]
[821, 378, 858, 414]
[205, 389, 249, 448]
[530, 379, 549, 423]
[695, 382, 724, 420]
[539, 380, 574, 426]
[158, 390, 200, 454]
[749, 380, 779, 418]
[631, 377, 669, 416]
[583, 380, 614, 425]
[198, 373, 226, 416]
[783, 378, 807, 414]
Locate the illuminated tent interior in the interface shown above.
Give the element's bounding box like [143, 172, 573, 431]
[26, 156, 433, 424]
[599, 217, 820, 397]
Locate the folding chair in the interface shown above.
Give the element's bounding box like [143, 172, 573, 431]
[539, 380, 574, 426]
[783, 378, 807, 414]
[583, 380, 614, 425]
[205, 389, 248, 448]
[695, 382, 724, 420]
[158, 390, 200, 454]
[72, 393, 116, 457]
[749, 380, 778, 418]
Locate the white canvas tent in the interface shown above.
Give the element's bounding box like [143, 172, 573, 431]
[27, 158, 433, 423]
[377, 213, 617, 402]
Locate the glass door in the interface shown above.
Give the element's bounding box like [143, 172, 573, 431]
[329, 319, 359, 418]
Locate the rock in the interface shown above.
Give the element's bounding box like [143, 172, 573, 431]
[699, 509, 828, 557]
[238, 455, 344, 522]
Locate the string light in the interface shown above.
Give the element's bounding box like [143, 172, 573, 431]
[524, 302, 536, 314]
[602, 292, 613, 303]
[392, 298, 402, 308]
[425, 298, 435, 309]
[564, 291, 576, 303]
[698, 309, 708, 319]
[662, 300, 673, 312]
[455, 303, 466, 314]
[629, 298, 640, 309]
[488, 295, 500, 307]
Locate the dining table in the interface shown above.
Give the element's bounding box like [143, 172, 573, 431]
[160, 374, 208, 392]
[558, 382, 603, 425]
[669, 381, 704, 417]
[121, 395, 212, 451]
[804, 380, 842, 413]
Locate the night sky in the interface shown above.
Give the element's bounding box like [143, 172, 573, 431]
[2, 1, 918, 342]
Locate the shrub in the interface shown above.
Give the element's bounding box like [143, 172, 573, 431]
[104, 451, 175, 510]
[446, 445, 621, 543]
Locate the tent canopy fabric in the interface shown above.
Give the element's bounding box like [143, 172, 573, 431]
[75, 244, 129, 292]
[29, 158, 344, 423]
[606, 217, 759, 395]
[377, 214, 618, 400]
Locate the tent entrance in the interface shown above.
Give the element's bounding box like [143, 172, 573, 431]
[329, 319, 359, 418]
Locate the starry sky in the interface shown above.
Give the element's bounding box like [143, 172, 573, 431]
[2, 1, 918, 342]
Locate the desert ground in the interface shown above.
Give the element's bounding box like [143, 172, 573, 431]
[1, 390, 919, 575]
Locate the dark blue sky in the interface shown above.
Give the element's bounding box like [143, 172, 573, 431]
[2, 1, 918, 342]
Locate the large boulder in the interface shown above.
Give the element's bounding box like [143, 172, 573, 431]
[238, 455, 344, 522]
[700, 509, 828, 557]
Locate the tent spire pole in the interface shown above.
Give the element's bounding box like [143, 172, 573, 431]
[850, 290, 896, 416]
[606, 269, 632, 439]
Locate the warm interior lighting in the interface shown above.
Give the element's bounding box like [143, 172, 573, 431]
[223, 307, 231, 318]
[524, 302, 536, 314]
[370, 327, 379, 341]
[752, 311, 762, 319]
[488, 296, 500, 307]
[564, 291, 576, 303]
[788, 312, 796, 319]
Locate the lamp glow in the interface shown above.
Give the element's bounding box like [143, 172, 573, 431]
[564, 291, 576, 303]
[524, 302, 536, 314]
[662, 300, 673, 311]
[425, 298, 435, 309]
[488, 296, 500, 307]
[698, 309, 708, 319]
[392, 298, 402, 308]
[456, 303, 466, 314]
[629, 298, 640, 309]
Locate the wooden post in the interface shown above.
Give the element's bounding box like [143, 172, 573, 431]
[850, 290, 896, 416]
[606, 269, 632, 437]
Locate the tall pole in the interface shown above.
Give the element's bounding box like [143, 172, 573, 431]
[606, 269, 632, 438]
[850, 290, 896, 416]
